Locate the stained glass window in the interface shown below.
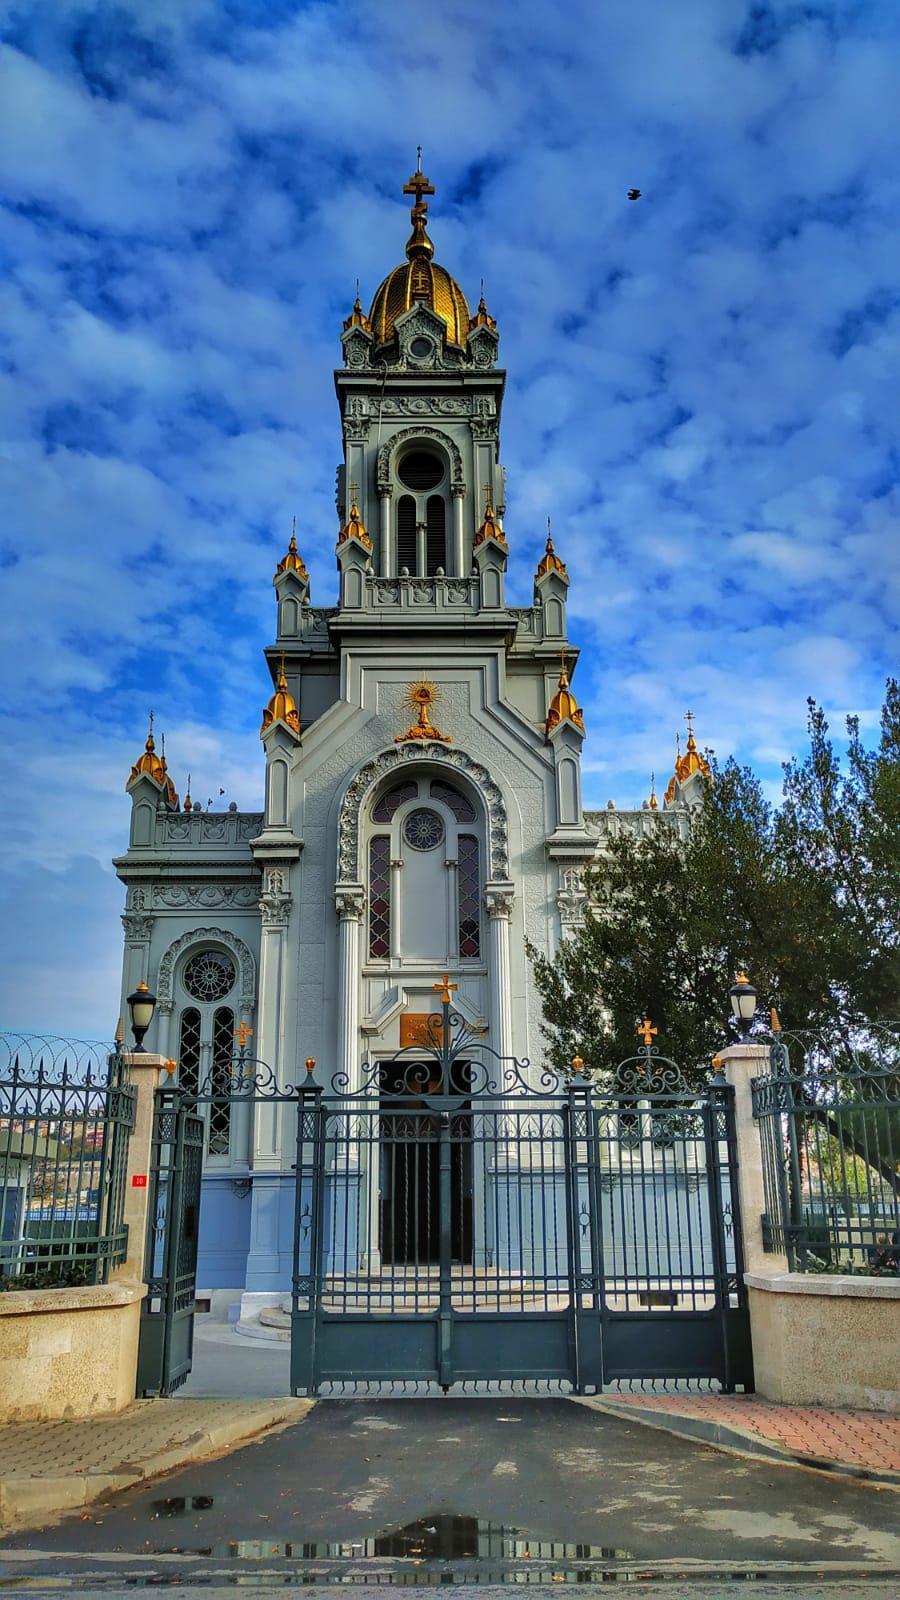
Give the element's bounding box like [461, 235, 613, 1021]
[458, 835, 481, 958]
[178, 1007, 201, 1100]
[208, 1007, 234, 1156]
[372, 781, 417, 822]
[369, 836, 391, 958]
[430, 780, 475, 822]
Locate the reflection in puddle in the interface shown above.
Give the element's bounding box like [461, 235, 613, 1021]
[145, 1511, 633, 1563]
[149, 1495, 215, 1517]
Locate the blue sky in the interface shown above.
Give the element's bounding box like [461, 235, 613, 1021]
[1, 0, 898, 1037]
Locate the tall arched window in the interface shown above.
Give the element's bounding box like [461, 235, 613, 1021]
[175, 948, 242, 1160]
[365, 775, 482, 965]
[394, 447, 449, 576]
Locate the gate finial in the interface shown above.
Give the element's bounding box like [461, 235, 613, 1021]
[637, 1018, 657, 1048]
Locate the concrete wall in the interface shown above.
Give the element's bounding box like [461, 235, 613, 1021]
[0, 1280, 146, 1422]
[746, 1270, 900, 1411]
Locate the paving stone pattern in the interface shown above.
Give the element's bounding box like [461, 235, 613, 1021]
[606, 1395, 900, 1473]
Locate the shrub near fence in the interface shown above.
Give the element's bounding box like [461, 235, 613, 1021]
[0, 1033, 135, 1290]
[752, 1025, 900, 1274]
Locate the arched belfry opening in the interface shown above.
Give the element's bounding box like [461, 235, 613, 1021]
[393, 445, 449, 577]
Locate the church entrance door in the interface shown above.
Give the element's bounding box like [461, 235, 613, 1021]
[379, 1059, 473, 1267]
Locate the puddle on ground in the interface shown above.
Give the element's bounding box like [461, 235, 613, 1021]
[143, 1509, 633, 1562]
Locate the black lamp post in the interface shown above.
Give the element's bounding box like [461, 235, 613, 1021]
[126, 981, 157, 1053]
[729, 970, 757, 1040]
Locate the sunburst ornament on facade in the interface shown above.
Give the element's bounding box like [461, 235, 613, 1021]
[395, 678, 451, 744]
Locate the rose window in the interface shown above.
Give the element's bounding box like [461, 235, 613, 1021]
[402, 808, 445, 851]
[183, 950, 236, 1002]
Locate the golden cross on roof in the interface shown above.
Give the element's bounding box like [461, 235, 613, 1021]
[410, 265, 430, 294]
[685, 709, 695, 739]
[403, 147, 435, 206]
[233, 1020, 253, 1050]
[637, 1018, 657, 1048]
[434, 974, 458, 1004]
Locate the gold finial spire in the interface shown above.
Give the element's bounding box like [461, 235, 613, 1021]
[128, 710, 178, 805]
[184, 772, 192, 812]
[545, 650, 585, 736]
[536, 515, 567, 577]
[260, 653, 301, 738]
[474, 482, 508, 549]
[649, 772, 658, 810]
[343, 277, 372, 333]
[469, 277, 497, 332]
[403, 149, 436, 261]
[277, 514, 309, 576]
[676, 710, 711, 782]
[337, 483, 372, 550]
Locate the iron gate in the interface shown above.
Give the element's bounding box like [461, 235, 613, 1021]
[136, 1086, 204, 1396]
[137, 1002, 752, 1396]
[291, 999, 752, 1394]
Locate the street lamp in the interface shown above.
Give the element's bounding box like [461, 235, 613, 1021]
[729, 970, 757, 1040]
[126, 981, 157, 1052]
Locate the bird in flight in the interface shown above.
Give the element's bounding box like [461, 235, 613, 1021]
[627, 188, 641, 201]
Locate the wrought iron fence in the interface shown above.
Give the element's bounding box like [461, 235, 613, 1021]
[0, 1033, 136, 1290]
[752, 1026, 900, 1273]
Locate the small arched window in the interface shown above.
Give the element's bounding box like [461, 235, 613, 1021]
[394, 447, 449, 576]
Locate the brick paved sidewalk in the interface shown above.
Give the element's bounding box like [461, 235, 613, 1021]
[0, 1396, 313, 1532]
[579, 1394, 900, 1482]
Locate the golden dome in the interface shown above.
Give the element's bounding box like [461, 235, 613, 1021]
[261, 660, 300, 738]
[368, 158, 470, 348]
[276, 518, 309, 578]
[546, 658, 585, 736]
[128, 714, 178, 806]
[337, 490, 372, 551]
[474, 487, 507, 549]
[536, 522, 567, 578]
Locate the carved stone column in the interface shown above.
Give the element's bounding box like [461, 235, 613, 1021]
[380, 489, 393, 578]
[121, 901, 154, 1043]
[335, 885, 365, 1093]
[252, 867, 293, 1170]
[484, 881, 515, 1062]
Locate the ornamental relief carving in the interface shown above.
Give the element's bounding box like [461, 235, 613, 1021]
[337, 744, 509, 884]
[157, 925, 257, 1006]
[122, 912, 154, 941]
[151, 884, 259, 910]
[557, 866, 588, 927]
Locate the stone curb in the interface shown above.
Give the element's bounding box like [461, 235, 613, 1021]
[0, 1398, 314, 1533]
[572, 1396, 900, 1489]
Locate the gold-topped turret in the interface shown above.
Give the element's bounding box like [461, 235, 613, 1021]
[276, 516, 309, 577]
[368, 155, 470, 348]
[469, 282, 497, 332]
[343, 279, 372, 334]
[128, 712, 178, 806]
[545, 654, 584, 735]
[337, 485, 372, 551]
[260, 657, 301, 738]
[474, 484, 508, 549]
[536, 519, 567, 577]
[663, 713, 711, 804]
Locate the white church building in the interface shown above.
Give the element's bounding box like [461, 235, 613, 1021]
[115, 162, 708, 1302]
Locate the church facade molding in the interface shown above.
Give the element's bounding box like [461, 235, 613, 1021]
[376, 425, 465, 495]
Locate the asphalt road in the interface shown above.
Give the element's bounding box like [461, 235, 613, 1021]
[2, 1398, 898, 1593]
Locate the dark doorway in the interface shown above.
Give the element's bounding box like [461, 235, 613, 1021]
[379, 1061, 473, 1266]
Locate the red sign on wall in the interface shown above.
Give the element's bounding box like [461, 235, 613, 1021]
[131, 1174, 148, 1188]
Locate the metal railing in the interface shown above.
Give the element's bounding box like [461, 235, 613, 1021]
[752, 1026, 900, 1273]
[0, 1033, 136, 1290]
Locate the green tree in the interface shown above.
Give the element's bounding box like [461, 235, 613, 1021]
[529, 681, 900, 1085]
